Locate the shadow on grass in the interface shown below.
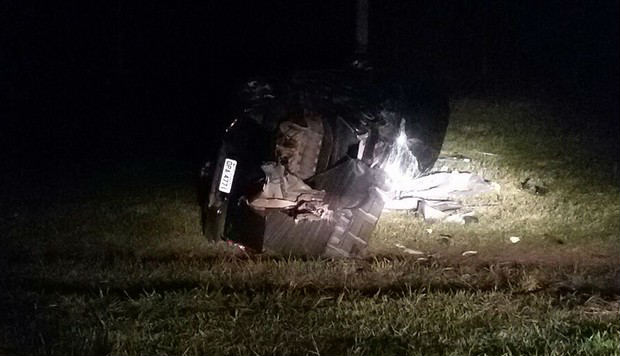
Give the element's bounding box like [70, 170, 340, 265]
[6, 264, 619, 301]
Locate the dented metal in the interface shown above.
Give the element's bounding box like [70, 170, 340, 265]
[200, 68, 449, 257]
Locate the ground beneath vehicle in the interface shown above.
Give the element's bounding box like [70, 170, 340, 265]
[200, 68, 449, 257]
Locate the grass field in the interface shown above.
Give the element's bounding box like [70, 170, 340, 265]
[1, 97, 619, 355]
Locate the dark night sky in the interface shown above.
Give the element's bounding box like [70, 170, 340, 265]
[2, 0, 618, 170]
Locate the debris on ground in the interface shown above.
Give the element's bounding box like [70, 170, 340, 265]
[474, 150, 498, 156]
[438, 153, 472, 162]
[444, 211, 479, 225]
[462, 250, 478, 256]
[394, 243, 425, 255]
[510, 236, 521, 244]
[520, 177, 548, 195]
[433, 154, 474, 172]
[384, 170, 496, 224]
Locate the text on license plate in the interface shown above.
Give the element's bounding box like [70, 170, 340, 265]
[218, 158, 237, 193]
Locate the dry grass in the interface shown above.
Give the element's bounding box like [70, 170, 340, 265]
[1, 97, 619, 355]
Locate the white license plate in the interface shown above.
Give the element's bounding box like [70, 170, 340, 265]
[218, 158, 237, 193]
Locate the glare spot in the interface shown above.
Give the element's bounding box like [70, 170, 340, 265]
[396, 131, 407, 146]
[382, 119, 421, 193]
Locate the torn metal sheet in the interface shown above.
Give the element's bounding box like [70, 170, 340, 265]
[418, 200, 448, 222]
[384, 170, 496, 224]
[201, 68, 449, 257]
[396, 171, 494, 200]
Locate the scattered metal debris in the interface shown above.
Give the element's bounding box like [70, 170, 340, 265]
[395, 243, 425, 255]
[444, 212, 479, 225]
[474, 150, 498, 156]
[438, 153, 472, 162]
[384, 170, 495, 224]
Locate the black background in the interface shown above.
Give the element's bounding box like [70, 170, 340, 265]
[2, 0, 618, 171]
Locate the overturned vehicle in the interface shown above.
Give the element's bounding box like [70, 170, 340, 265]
[200, 69, 449, 257]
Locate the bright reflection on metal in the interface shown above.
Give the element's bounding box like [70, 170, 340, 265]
[383, 119, 420, 193]
[396, 130, 407, 146]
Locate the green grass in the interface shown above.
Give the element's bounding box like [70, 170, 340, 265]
[1, 97, 619, 355]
